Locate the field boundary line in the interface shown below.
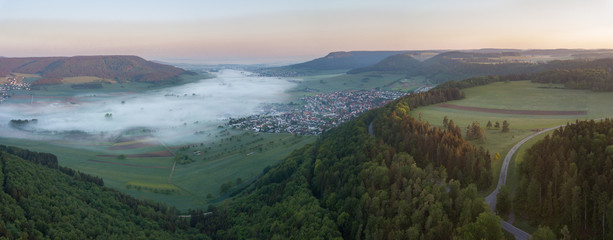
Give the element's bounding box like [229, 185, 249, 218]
[438, 103, 587, 115]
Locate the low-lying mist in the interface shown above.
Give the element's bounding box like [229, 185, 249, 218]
[0, 70, 296, 144]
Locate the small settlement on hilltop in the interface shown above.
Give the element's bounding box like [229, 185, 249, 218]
[0, 75, 31, 103]
[229, 90, 407, 135]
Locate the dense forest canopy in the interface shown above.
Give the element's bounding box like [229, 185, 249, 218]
[0, 145, 208, 239]
[515, 119, 613, 239]
[190, 87, 502, 239]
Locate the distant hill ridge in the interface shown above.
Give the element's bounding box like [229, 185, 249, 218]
[283, 49, 613, 83]
[345, 51, 539, 83]
[0, 55, 189, 85]
[347, 53, 422, 73]
[288, 51, 413, 70]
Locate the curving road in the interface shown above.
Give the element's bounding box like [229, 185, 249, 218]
[485, 125, 566, 240]
[370, 118, 596, 239]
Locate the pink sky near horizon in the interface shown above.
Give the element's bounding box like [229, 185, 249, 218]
[1, 0, 613, 64]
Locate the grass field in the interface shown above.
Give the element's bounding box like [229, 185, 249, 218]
[0, 127, 315, 210]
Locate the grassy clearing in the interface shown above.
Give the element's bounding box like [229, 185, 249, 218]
[171, 129, 316, 205]
[455, 81, 613, 118]
[126, 181, 179, 194]
[506, 133, 548, 198]
[504, 132, 549, 233]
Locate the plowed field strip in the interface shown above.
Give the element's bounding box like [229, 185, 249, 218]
[437, 103, 586, 115]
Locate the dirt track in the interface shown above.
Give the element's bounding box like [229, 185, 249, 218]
[88, 159, 170, 169]
[107, 142, 157, 150]
[437, 103, 587, 115]
[97, 150, 174, 158]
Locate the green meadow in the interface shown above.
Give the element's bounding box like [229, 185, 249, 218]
[0, 128, 315, 210]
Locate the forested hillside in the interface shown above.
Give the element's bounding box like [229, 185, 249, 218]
[515, 119, 613, 239]
[347, 53, 422, 74]
[193, 88, 503, 239]
[0, 146, 207, 239]
[0, 56, 189, 85]
[288, 51, 410, 70]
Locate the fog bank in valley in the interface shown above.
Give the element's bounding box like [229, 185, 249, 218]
[0, 70, 296, 143]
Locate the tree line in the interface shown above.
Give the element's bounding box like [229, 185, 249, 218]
[0, 150, 209, 239]
[531, 68, 613, 91]
[436, 62, 613, 92]
[0, 145, 103, 186]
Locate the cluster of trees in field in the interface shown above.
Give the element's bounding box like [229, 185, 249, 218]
[188, 86, 503, 239]
[485, 120, 509, 132]
[8, 119, 38, 130]
[465, 121, 486, 142]
[0, 149, 210, 239]
[515, 119, 613, 239]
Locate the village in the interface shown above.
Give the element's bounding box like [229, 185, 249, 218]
[0, 75, 31, 104]
[228, 90, 407, 135]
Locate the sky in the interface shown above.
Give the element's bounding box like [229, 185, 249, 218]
[1, 0, 613, 64]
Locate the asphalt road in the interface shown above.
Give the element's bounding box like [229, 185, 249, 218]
[485, 125, 566, 240]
